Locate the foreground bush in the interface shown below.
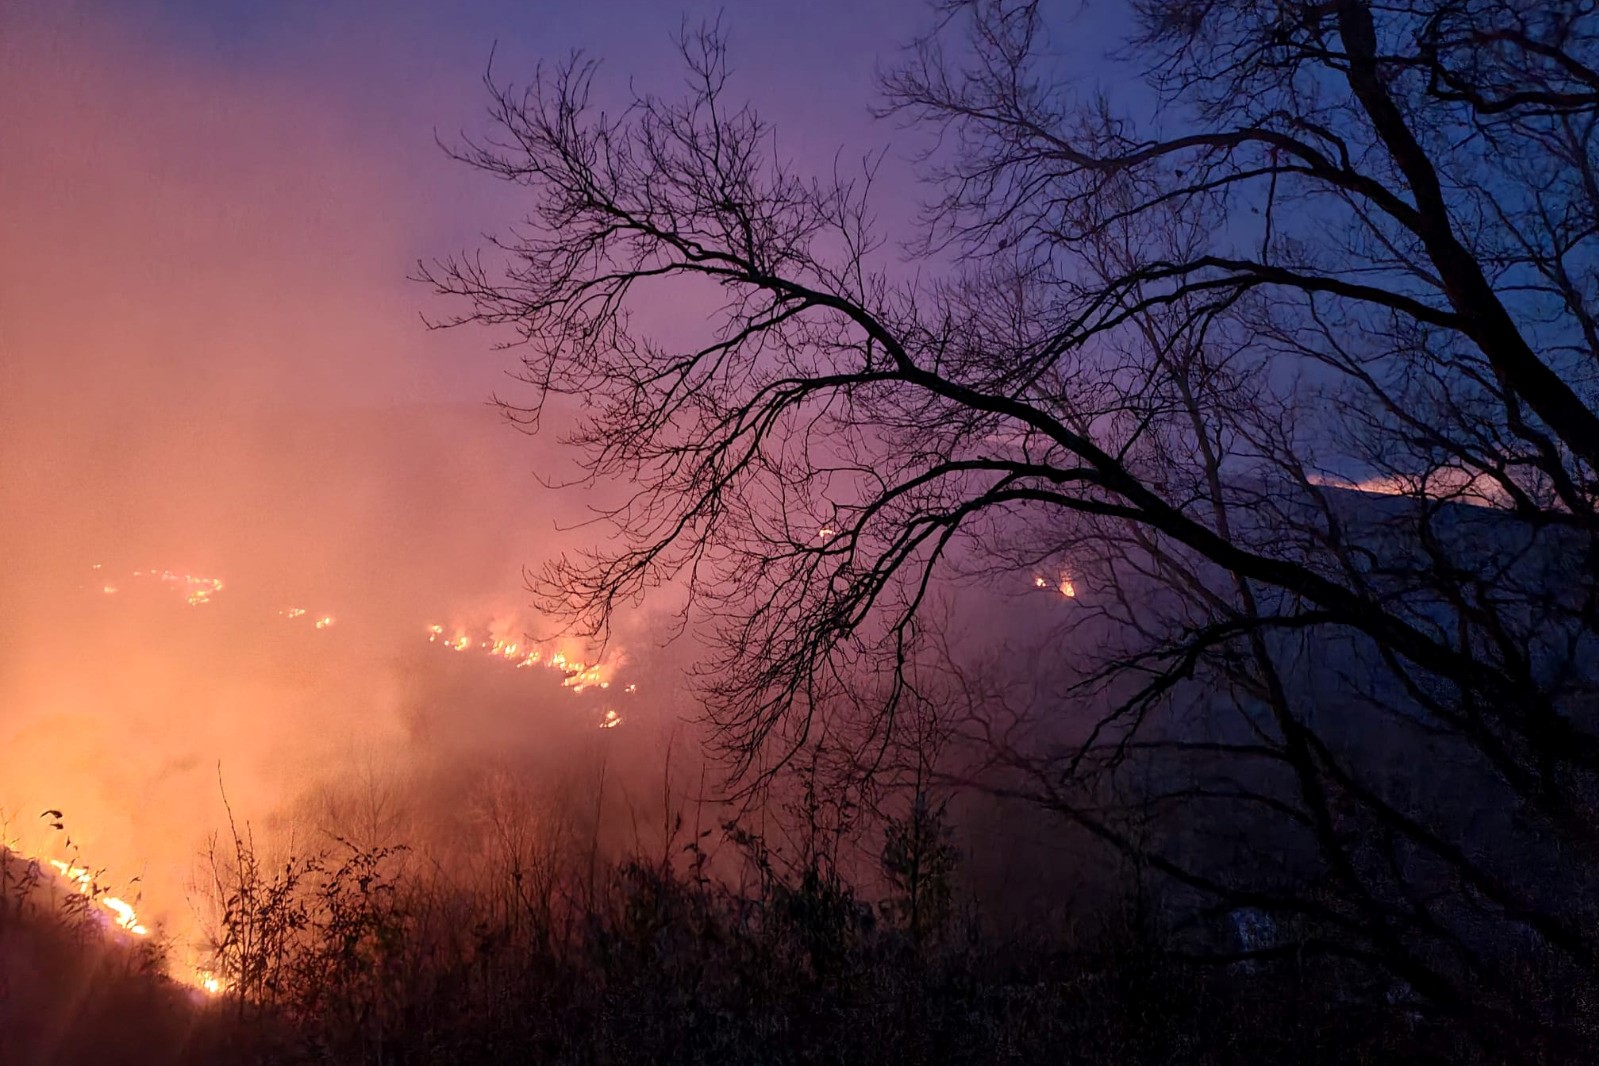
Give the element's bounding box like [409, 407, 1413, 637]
[1, 822, 1527, 1065]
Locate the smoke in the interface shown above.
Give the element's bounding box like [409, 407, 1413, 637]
[0, 1, 702, 966]
[0, 0, 1103, 985]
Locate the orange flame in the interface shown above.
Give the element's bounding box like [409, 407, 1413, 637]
[45, 859, 150, 936]
[422, 620, 635, 715]
[1033, 571, 1076, 598]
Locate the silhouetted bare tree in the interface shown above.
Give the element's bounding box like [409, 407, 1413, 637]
[423, 1, 1599, 1047]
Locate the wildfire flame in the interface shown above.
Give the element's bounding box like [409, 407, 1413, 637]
[425, 622, 630, 703]
[11, 813, 227, 993]
[98, 568, 227, 605]
[1034, 571, 1076, 599]
[86, 568, 634, 713]
[43, 558, 646, 1000]
[45, 859, 149, 936]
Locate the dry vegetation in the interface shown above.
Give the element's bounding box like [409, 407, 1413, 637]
[0, 786, 1562, 1064]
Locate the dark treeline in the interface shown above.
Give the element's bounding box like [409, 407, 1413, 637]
[0, 785, 1499, 1065]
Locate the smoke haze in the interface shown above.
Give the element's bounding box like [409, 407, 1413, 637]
[0, 0, 1054, 975]
[0, 1, 698, 964]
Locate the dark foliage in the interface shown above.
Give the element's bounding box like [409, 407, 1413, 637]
[1, 820, 1509, 1065]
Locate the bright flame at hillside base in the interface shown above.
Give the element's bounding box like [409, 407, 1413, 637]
[4, 562, 645, 995]
[7, 847, 221, 995]
[46, 859, 149, 936]
[16, 558, 1070, 997]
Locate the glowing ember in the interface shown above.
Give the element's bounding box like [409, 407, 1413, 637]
[1033, 571, 1076, 598]
[91, 567, 224, 605]
[280, 606, 339, 630]
[167, 572, 225, 606]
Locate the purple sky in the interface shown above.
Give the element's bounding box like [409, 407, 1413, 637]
[3, 0, 983, 411]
